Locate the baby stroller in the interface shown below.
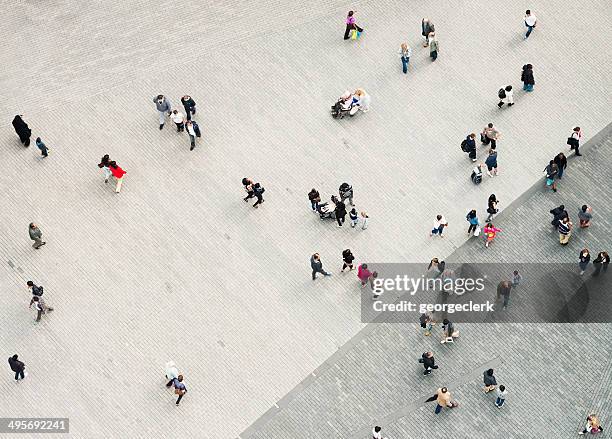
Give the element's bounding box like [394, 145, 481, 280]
[331, 94, 359, 119]
[317, 202, 337, 220]
[471, 164, 483, 185]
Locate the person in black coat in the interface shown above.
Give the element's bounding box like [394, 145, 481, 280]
[334, 199, 347, 227]
[308, 188, 321, 211]
[421, 351, 439, 375]
[8, 354, 26, 380]
[550, 204, 568, 227]
[554, 152, 568, 179]
[592, 252, 610, 276]
[462, 133, 477, 161]
[181, 95, 197, 120]
[12, 115, 32, 146]
[521, 64, 535, 91]
[483, 368, 497, 392]
[341, 249, 355, 271]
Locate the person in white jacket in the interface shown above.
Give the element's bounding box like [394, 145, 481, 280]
[498, 85, 514, 108]
[398, 43, 412, 74]
[353, 88, 371, 112]
[165, 361, 179, 387]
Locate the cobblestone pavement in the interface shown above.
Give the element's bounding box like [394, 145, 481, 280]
[242, 128, 612, 438]
[0, 0, 611, 437]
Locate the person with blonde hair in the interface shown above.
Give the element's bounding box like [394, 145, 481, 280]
[398, 43, 412, 74]
[579, 414, 603, 434]
[353, 88, 371, 112]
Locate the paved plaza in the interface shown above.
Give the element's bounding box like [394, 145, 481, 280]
[1, 0, 611, 438]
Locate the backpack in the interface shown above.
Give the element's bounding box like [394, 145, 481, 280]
[32, 285, 44, 296]
[254, 184, 265, 194]
[498, 88, 506, 99]
[460, 139, 469, 152]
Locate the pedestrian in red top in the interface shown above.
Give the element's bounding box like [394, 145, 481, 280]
[109, 161, 126, 193]
[358, 263, 372, 288]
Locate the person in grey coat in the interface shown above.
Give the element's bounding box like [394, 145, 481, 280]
[153, 95, 172, 130]
[29, 223, 46, 249]
[311, 253, 331, 280]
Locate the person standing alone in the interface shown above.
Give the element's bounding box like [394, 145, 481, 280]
[8, 355, 27, 381]
[421, 18, 435, 47]
[430, 214, 448, 237]
[568, 127, 582, 156]
[311, 253, 331, 280]
[521, 64, 535, 91]
[35, 137, 49, 157]
[523, 10, 537, 39]
[29, 223, 46, 249]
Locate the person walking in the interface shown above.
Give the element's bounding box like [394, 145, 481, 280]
[434, 387, 453, 414]
[553, 152, 567, 179]
[544, 160, 559, 192]
[153, 95, 172, 129]
[578, 249, 591, 275]
[98, 154, 112, 184]
[497, 85, 514, 108]
[440, 318, 458, 343]
[109, 161, 127, 193]
[521, 64, 535, 91]
[35, 137, 49, 157]
[398, 43, 412, 74]
[523, 10, 537, 39]
[180, 95, 197, 120]
[29, 223, 46, 249]
[511, 270, 522, 287]
[165, 361, 179, 387]
[592, 251, 610, 276]
[372, 426, 388, 439]
[461, 133, 477, 161]
[343, 11, 363, 40]
[339, 183, 354, 205]
[334, 199, 347, 227]
[311, 253, 331, 280]
[481, 123, 501, 148]
[12, 115, 32, 146]
[428, 33, 439, 61]
[8, 355, 27, 381]
[185, 120, 201, 151]
[171, 375, 187, 406]
[495, 385, 508, 408]
[421, 351, 439, 375]
[568, 127, 583, 156]
[30, 295, 54, 322]
[252, 183, 265, 208]
[483, 369, 497, 393]
[308, 188, 321, 211]
[430, 214, 448, 237]
[466, 209, 480, 236]
[357, 263, 372, 287]
[242, 177, 255, 202]
[558, 216, 573, 245]
[485, 148, 498, 177]
[550, 204, 568, 227]
[484, 223, 501, 248]
[349, 208, 359, 228]
[27, 281, 44, 297]
[578, 414, 603, 435]
[421, 18, 435, 47]
[171, 110, 185, 132]
[360, 211, 369, 230]
[578, 204, 593, 228]
[419, 312, 435, 336]
[497, 280, 512, 309]
[485, 194, 500, 222]
[341, 249, 355, 272]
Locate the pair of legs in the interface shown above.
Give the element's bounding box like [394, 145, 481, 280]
[183, 106, 196, 121]
[435, 403, 452, 414]
[487, 166, 498, 177]
[523, 83, 534, 92]
[189, 134, 196, 150]
[158, 110, 170, 128]
[340, 195, 354, 205]
[482, 137, 497, 148]
[431, 225, 445, 237]
[32, 238, 46, 249]
[525, 23, 534, 38]
[336, 215, 346, 227]
[495, 397, 505, 407]
[467, 223, 478, 234]
[430, 50, 437, 61]
[175, 122, 184, 132]
[401, 56, 410, 73]
[312, 268, 330, 280]
[343, 24, 363, 40]
[310, 200, 319, 211]
[559, 232, 571, 245]
[341, 262, 354, 271]
[115, 177, 124, 193]
[571, 143, 581, 156]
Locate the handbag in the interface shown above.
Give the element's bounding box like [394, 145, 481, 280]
[473, 226, 481, 237]
[174, 388, 185, 395]
[350, 29, 358, 40]
[567, 137, 578, 147]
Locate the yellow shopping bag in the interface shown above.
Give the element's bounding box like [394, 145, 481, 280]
[350, 29, 358, 40]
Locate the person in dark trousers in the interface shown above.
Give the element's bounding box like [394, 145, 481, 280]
[481, 123, 501, 148]
[466, 209, 479, 235]
[524, 10, 537, 39]
[483, 368, 497, 393]
[440, 318, 458, 343]
[98, 154, 112, 183]
[8, 355, 26, 380]
[485, 148, 498, 177]
[341, 249, 355, 271]
[497, 280, 512, 309]
[578, 204, 593, 228]
[568, 127, 582, 156]
[311, 253, 331, 280]
[420, 351, 439, 375]
[29, 223, 46, 249]
[578, 249, 591, 275]
[334, 199, 347, 227]
[343, 11, 363, 40]
[339, 183, 354, 205]
[544, 160, 559, 192]
[308, 188, 321, 211]
[242, 178, 255, 202]
[12, 115, 32, 146]
[35, 137, 49, 157]
[497, 85, 514, 108]
[592, 252, 610, 276]
[421, 18, 435, 47]
[462, 133, 477, 161]
[549, 204, 568, 227]
[495, 385, 508, 408]
[185, 120, 201, 151]
[553, 152, 567, 179]
[485, 194, 499, 222]
[349, 207, 359, 227]
[171, 375, 187, 405]
[521, 64, 535, 91]
[428, 33, 439, 61]
[252, 183, 265, 208]
[181, 95, 197, 120]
